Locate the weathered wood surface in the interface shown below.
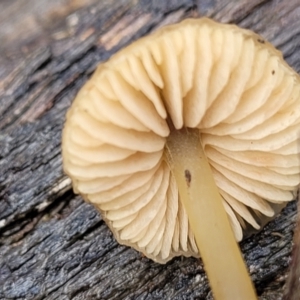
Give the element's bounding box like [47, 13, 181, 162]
[1, 0, 300, 299]
[283, 197, 300, 300]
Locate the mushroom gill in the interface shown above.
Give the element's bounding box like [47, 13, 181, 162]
[62, 17, 300, 299]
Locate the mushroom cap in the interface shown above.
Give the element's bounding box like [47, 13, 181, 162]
[62, 18, 300, 263]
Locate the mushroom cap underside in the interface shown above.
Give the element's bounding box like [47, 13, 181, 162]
[62, 18, 300, 263]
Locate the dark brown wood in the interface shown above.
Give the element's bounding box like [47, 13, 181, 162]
[283, 196, 300, 300]
[1, 0, 300, 299]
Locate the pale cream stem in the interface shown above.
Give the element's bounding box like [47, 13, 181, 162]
[166, 128, 257, 300]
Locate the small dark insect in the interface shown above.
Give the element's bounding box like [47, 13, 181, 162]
[184, 169, 192, 187]
[257, 38, 265, 44]
[272, 70, 275, 75]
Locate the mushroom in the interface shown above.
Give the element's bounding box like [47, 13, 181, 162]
[62, 18, 300, 300]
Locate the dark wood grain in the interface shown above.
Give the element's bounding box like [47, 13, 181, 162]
[1, 0, 300, 299]
[283, 196, 300, 300]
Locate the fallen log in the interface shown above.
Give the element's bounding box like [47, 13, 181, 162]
[1, 0, 300, 299]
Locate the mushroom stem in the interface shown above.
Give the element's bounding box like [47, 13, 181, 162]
[166, 128, 257, 300]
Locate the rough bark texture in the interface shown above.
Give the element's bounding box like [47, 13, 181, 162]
[283, 196, 300, 300]
[1, 0, 300, 299]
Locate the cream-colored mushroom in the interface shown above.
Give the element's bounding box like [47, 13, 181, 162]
[62, 18, 300, 300]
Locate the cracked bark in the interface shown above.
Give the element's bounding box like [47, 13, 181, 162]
[1, 0, 300, 299]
